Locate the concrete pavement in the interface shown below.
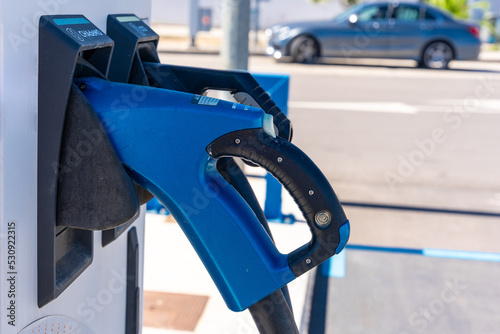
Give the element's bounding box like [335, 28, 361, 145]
[142, 211, 312, 333]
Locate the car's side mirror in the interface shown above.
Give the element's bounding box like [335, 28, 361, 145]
[348, 14, 358, 25]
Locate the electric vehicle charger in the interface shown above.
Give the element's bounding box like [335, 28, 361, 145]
[27, 12, 349, 332]
[105, 16, 299, 330]
[74, 75, 350, 312]
[104, 17, 350, 327]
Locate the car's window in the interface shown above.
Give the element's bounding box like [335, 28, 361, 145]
[423, 8, 437, 21]
[424, 11, 436, 20]
[431, 7, 453, 21]
[357, 5, 389, 22]
[392, 5, 420, 22]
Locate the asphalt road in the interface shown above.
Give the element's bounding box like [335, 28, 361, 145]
[157, 53, 500, 333]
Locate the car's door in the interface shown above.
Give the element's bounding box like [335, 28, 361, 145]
[324, 4, 392, 58]
[387, 4, 434, 59]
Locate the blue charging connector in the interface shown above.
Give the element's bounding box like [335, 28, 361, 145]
[78, 77, 349, 311]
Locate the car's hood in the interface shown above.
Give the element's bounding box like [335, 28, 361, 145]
[268, 19, 338, 34]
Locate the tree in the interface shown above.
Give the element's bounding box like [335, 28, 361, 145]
[426, 0, 490, 20]
[426, 0, 470, 18]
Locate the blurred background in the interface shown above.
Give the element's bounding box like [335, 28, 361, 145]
[142, 0, 500, 333]
[151, 0, 500, 49]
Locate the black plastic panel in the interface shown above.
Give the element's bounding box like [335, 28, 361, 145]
[102, 218, 136, 247]
[107, 14, 159, 83]
[126, 227, 140, 334]
[37, 15, 113, 307]
[100, 14, 158, 247]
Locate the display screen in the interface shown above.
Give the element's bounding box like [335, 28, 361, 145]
[53, 17, 90, 25]
[117, 16, 141, 23]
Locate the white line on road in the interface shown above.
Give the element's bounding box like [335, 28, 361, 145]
[479, 100, 500, 110]
[431, 99, 500, 111]
[289, 101, 418, 114]
[289, 100, 500, 115]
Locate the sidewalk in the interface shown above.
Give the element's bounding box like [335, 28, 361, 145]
[142, 169, 311, 333]
[152, 23, 500, 62]
[152, 23, 267, 55]
[479, 48, 500, 62]
[142, 214, 311, 334]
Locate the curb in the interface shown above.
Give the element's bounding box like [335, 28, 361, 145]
[157, 48, 267, 56]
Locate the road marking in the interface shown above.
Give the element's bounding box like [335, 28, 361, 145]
[289, 101, 418, 114]
[253, 60, 500, 80]
[322, 244, 500, 279]
[290, 100, 500, 115]
[347, 244, 500, 262]
[423, 248, 500, 262]
[478, 100, 500, 110]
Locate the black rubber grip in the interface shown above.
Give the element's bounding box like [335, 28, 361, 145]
[207, 128, 348, 277]
[142, 62, 292, 141]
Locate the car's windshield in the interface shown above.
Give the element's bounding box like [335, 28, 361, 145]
[332, 3, 364, 22]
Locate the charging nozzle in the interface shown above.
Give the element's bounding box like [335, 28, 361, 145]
[77, 77, 349, 311]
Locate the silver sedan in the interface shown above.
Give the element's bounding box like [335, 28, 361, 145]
[266, 1, 481, 69]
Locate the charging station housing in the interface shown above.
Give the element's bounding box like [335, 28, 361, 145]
[0, 1, 151, 333]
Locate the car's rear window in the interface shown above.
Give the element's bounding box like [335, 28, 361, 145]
[422, 7, 437, 20]
[425, 5, 454, 21]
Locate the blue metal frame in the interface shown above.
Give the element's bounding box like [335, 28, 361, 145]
[253, 73, 290, 222]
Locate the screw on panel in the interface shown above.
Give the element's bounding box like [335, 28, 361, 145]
[235, 138, 241, 145]
[315, 210, 332, 228]
[277, 157, 283, 163]
[78, 83, 87, 91]
[308, 190, 315, 196]
[305, 258, 312, 265]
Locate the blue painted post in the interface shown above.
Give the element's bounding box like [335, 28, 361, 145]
[253, 74, 290, 222]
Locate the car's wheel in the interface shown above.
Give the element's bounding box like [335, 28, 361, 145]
[290, 36, 319, 64]
[421, 41, 453, 69]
